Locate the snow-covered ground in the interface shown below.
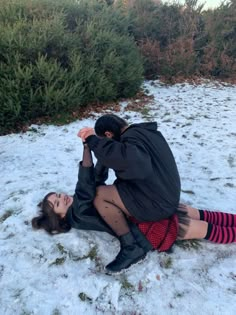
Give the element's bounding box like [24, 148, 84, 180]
[0, 80, 235, 315]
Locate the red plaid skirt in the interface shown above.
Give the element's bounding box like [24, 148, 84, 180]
[130, 214, 178, 252]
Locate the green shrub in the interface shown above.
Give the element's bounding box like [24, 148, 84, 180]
[126, 0, 235, 80]
[1, 0, 235, 134]
[126, 0, 201, 78]
[0, 0, 143, 134]
[200, 0, 236, 77]
[127, 0, 183, 46]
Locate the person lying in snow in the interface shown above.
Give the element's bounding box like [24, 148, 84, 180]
[78, 114, 181, 272]
[32, 144, 236, 274]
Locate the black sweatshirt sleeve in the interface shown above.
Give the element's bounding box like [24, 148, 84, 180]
[74, 162, 96, 210]
[68, 163, 116, 236]
[86, 135, 152, 180]
[94, 161, 109, 186]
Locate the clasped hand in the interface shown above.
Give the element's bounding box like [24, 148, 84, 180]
[77, 127, 95, 142]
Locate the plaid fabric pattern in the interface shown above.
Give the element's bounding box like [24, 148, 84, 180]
[130, 214, 178, 252]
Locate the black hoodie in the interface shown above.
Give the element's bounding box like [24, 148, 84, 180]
[86, 122, 181, 221]
[65, 163, 115, 235]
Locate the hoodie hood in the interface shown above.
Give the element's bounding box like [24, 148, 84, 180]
[123, 122, 157, 134]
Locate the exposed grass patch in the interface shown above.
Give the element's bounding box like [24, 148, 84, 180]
[78, 292, 93, 303]
[5, 180, 13, 184]
[48, 112, 80, 126]
[19, 189, 28, 195]
[227, 287, 236, 294]
[0, 265, 4, 278]
[124, 91, 154, 114]
[160, 256, 173, 269]
[162, 112, 170, 118]
[181, 123, 192, 127]
[210, 177, 220, 181]
[49, 257, 66, 267]
[224, 183, 234, 188]
[84, 246, 98, 261]
[56, 243, 67, 255]
[12, 288, 24, 299]
[120, 275, 134, 290]
[8, 190, 29, 199]
[52, 308, 61, 315]
[216, 250, 234, 260]
[175, 239, 202, 250]
[181, 189, 195, 195]
[140, 107, 150, 116]
[174, 291, 185, 298]
[228, 272, 236, 280]
[2, 233, 15, 240]
[69, 246, 98, 262]
[64, 147, 74, 153]
[185, 115, 196, 120]
[227, 155, 235, 168]
[28, 127, 38, 133]
[0, 210, 14, 223]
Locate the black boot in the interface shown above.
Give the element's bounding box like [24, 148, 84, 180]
[128, 222, 153, 252]
[105, 232, 147, 274]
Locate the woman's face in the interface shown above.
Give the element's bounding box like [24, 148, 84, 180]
[47, 193, 73, 218]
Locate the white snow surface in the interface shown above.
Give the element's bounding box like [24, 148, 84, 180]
[0, 80, 236, 315]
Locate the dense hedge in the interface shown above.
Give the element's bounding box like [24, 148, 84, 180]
[0, 0, 143, 133]
[125, 0, 236, 79]
[1, 0, 235, 133]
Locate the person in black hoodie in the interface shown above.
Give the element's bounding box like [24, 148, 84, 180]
[78, 114, 181, 273]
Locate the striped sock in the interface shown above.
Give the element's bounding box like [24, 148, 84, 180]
[199, 209, 236, 227]
[204, 224, 236, 244]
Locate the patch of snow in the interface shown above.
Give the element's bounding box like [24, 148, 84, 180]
[0, 80, 235, 315]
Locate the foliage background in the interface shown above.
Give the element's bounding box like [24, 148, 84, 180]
[0, 0, 235, 133]
[0, 0, 143, 133]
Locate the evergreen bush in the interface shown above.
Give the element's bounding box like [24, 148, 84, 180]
[126, 0, 199, 78]
[126, 0, 235, 80]
[200, 0, 236, 77]
[0, 0, 143, 133]
[1, 0, 235, 134]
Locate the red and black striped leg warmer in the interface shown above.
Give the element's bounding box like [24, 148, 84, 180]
[204, 224, 236, 244]
[199, 209, 236, 227]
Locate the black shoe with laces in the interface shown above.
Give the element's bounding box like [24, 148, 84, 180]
[105, 232, 147, 274]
